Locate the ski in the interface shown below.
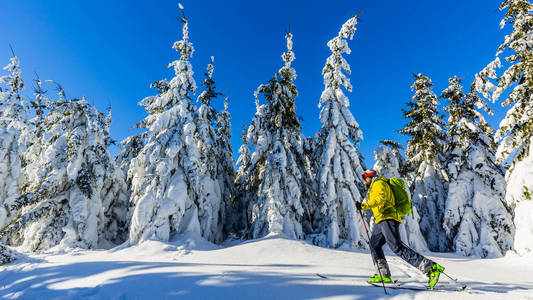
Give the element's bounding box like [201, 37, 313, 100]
[366, 280, 468, 292]
[315, 273, 329, 279]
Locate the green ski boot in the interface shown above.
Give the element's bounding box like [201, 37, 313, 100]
[368, 274, 392, 284]
[427, 263, 445, 288]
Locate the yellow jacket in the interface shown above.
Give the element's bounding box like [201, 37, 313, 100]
[361, 177, 401, 224]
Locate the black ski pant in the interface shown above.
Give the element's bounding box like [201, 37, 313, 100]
[369, 219, 433, 276]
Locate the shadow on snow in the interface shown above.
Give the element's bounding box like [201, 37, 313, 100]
[0, 260, 531, 300]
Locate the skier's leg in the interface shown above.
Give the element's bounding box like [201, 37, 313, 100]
[369, 222, 391, 278]
[369, 223, 385, 262]
[381, 220, 434, 274]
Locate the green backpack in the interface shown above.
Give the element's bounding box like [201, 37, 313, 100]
[387, 177, 413, 218]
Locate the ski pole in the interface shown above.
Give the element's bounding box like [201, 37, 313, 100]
[361, 210, 369, 233]
[442, 271, 458, 282]
[358, 206, 387, 295]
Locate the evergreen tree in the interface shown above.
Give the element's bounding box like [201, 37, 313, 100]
[474, 0, 533, 255]
[0, 56, 28, 229]
[1, 94, 127, 251]
[194, 57, 224, 243]
[441, 76, 514, 257]
[128, 14, 220, 244]
[234, 126, 252, 236]
[22, 78, 63, 172]
[115, 134, 144, 231]
[215, 96, 237, 237]
[373, 141, 407, 178]
[373, 141, 428, 251]
[100, 107, 131, 245]
[0, 56, 27, 127]
[399, 73, 449, 252]
[310, 15, 368, 248]
[237, 31, 313, 240]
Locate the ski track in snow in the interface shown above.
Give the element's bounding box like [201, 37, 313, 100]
[1, 234, 532, 300]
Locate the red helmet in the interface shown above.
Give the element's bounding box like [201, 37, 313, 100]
[362, 169, 377, 180]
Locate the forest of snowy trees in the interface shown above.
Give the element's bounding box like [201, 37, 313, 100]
[0, 0, 531, 264]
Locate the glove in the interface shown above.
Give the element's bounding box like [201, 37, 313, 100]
[355, 202, 362, 211]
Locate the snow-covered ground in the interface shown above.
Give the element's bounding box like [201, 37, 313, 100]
[1, 234, 532, 300]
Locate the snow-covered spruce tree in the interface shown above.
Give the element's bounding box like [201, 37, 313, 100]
[373, 140, 407, 178]
[215, 96, 237, 237]
[234, 126, 252, 236]
[237, 31, 313, 240]
[21, 79, 68, 176]
[310, 15, 368, 249]
[1, 95, 128, 251]
[373, 141, 428, 251]
[474, 0, 533, 255]
[398, 73, 449, 252]
[128, 15, 221, 244]
[115, 133, 144, 228]
[99, 107, 131, 245]
[0, 56, 28, 229]
[195, 57, 223, 243]
[441, 76, 514, 257]
[12, 78, 55, 239]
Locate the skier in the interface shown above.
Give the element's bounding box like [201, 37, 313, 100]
[355, 169, 445, 288]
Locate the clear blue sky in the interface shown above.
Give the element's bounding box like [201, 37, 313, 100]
[0, 0, 508, 167]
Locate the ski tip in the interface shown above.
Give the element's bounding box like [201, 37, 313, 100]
[392, 280, 401, 286]
[457, 285, 468, 291]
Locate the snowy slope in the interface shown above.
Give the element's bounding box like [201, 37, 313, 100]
[1, 234, 532, 300]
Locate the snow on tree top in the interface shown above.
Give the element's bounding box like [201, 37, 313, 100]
[173, 17, 194, 61]
[281, 32, 295, 68]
